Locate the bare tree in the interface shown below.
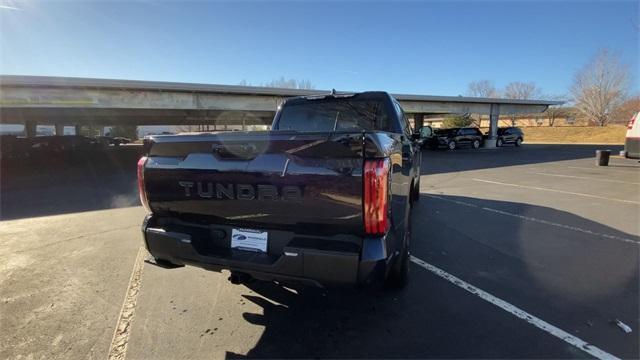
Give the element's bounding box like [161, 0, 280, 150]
[465, 80, 499, 126]
[504, 81, 541, 100]
[570, 49, 630, 126]
[237, 78, 315, 90]
[503, 82, 542, 126]
[543, 94, 569, 126]
[612, 95, 639, 124]
[263, 77, 315, 90]
[467, 80, 499, 98]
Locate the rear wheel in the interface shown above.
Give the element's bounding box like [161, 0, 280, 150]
[386, 207, 411, 289]
[447, 141, 456, 150]
[472, 140, 480, 149]
[410, 179, 420, 204]
[496, 138, 503, 147]
[515, 137, 523, 146]
[410, 175, 421, 204]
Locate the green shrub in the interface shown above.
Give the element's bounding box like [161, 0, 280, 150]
[107, 125, 138, 139]
[442, 114, 474, 128]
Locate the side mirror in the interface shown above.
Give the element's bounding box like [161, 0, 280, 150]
[418, 126, 433, 139]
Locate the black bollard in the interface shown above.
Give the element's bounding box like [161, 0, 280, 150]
[595, 150, 611, 166]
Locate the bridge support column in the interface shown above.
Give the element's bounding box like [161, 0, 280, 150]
[55, 124, 65, 136]
[74, 124, 82, 135]
[24, 121, 37, 137]
[484, 104, 499, 148]
[414, 113, 424, 131]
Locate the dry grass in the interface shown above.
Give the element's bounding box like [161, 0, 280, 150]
[479, 125, 627, 144]
[522, 125, 627, 144]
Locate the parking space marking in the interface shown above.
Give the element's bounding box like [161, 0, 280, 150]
[567, 165, 640, 173]
[108, 247, 146, 360]
[531, 172, 640, 185]
[425, 194, 639, 245]
[472, 178, 640, 205]
[409, 255, 620, 360]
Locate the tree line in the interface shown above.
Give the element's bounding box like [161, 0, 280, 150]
[466, 49, 636, 127]
[239, 77, 315, 90]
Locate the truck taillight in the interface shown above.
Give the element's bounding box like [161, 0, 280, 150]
[137, 156, 151, 212]
[364, 158, 390, 236]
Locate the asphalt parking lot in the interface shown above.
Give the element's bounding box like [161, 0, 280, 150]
[1, 144, 638, 359]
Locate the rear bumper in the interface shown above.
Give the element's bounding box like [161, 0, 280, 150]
[141, 215, 390, 287]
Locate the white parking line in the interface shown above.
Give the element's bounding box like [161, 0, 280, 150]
[472, 178, 640, 205]
[108, 247, 146, 360]
[531, 172, 640, 185]
[425, 194, 639, 245]
[409, 255, 620, 360]
[567, 165, 639, 173]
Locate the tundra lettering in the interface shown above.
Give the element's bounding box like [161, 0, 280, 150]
[178, 181, 303, 202]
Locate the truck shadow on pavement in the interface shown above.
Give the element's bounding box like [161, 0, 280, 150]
[421, 144, 624, 175]
[224, 195, 638, 359]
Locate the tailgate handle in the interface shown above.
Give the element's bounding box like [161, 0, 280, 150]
[212, 144, 258, 160]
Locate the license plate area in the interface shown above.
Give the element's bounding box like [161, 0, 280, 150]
[231, 228, 268, 253]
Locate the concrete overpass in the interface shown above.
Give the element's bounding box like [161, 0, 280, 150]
[0, 75, 560, 145]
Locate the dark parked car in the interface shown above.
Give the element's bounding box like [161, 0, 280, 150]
[0, 135, 31, 159]
[112, 137, 132, 145]
[94, 136, 113, 148]
[139, 91, 424, 288]
[428, 127, 484, 150]
[28, 135, 100, 158]
[487, 127, 524, 147]
[95, 136, 132, 147]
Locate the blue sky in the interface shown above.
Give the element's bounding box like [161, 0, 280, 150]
[1, 0, 638, 97]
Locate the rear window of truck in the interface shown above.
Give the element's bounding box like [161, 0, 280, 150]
[275, 98, 391, 132]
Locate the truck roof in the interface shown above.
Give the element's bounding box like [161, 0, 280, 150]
[284, 91, 391, 105]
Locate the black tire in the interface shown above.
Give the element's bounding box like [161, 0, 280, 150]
[472, 139, 480, 149]
[409, 180, 416, 205]
[385, 208, 411, 289]
[496, 138, 503, 147]
[447, 141, 456, 150]
[515, 137, 523, 147]
[409, 178, 420, 204]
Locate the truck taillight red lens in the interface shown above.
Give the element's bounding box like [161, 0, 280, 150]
[137, 156, 151, 212]
[364, 158, 390, 236]
[628, 115, 636, 130]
